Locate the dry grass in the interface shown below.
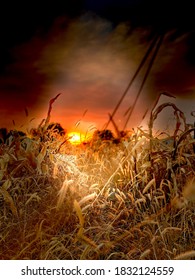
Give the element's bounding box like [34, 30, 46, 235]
[0, 101, 195, 260]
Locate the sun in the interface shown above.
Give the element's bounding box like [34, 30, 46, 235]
[67, 132, 85, 145]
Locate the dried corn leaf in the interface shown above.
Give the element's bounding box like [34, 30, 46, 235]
[0, 170, 3, 180]
[56, 180, 73, 210]
[2, 179, 11, 190]
[79, 234, 97, 248]
[174, 250, 195, 260]
[74, 199, 84, 228]
[78, 193, 97, 207]
[140, 249, 151, 260]
[143, 178, 156, 194]
[25, 192, 41, 205]
[0, 188, 18, 218]
[36, 146, 47, 173]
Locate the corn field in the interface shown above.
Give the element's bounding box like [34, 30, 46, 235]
[0, 95, 195, 260]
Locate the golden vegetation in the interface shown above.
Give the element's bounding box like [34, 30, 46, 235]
[0, 97, 195, 260]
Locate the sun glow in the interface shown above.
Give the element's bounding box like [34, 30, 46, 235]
[67, 132, 85, 145]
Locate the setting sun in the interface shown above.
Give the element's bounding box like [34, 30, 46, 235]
[67, 132, 85, 145]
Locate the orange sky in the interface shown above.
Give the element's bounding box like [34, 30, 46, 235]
[0, 14, 194, 134]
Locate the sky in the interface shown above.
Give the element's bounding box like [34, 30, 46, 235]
[0, 1, 195, 134]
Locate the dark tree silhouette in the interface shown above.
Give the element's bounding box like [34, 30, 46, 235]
[46, 123, 66, 136]
[93, 129, 115, 141]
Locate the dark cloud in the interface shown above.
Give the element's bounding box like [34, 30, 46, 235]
[0, 2, 194, 131]
[147, 34, 195, 96]
[85, 1, 195, 35]
[0, 1, 84, 73]
[0, 37, 47, 110]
